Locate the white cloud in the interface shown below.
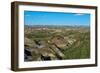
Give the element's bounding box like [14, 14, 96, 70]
[74, 13, 85, 16]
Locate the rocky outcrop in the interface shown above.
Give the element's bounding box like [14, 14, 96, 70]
[24, 36, 76, 61]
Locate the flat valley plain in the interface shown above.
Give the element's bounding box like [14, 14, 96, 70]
[24, 25, 90, 62]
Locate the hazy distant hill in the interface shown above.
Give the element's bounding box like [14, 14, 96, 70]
[25, 24, 90, 29]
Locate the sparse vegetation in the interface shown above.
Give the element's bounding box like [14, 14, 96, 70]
[24, 25, 90, 61]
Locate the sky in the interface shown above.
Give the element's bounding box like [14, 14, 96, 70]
[24, 11, 90, 26]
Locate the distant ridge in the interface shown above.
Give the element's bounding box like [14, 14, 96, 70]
[25, 24, 90, 29]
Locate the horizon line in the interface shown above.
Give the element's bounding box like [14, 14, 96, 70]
[24, 24, 90, 26]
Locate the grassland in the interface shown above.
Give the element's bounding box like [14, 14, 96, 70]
[24, 25, 90, 61]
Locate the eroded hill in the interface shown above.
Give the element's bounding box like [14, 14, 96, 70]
[24, 26, 90, 61]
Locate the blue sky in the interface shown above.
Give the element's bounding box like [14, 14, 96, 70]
[24, 11, 90, 26]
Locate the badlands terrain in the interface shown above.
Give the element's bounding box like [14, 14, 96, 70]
[24, 25, 90, 61]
